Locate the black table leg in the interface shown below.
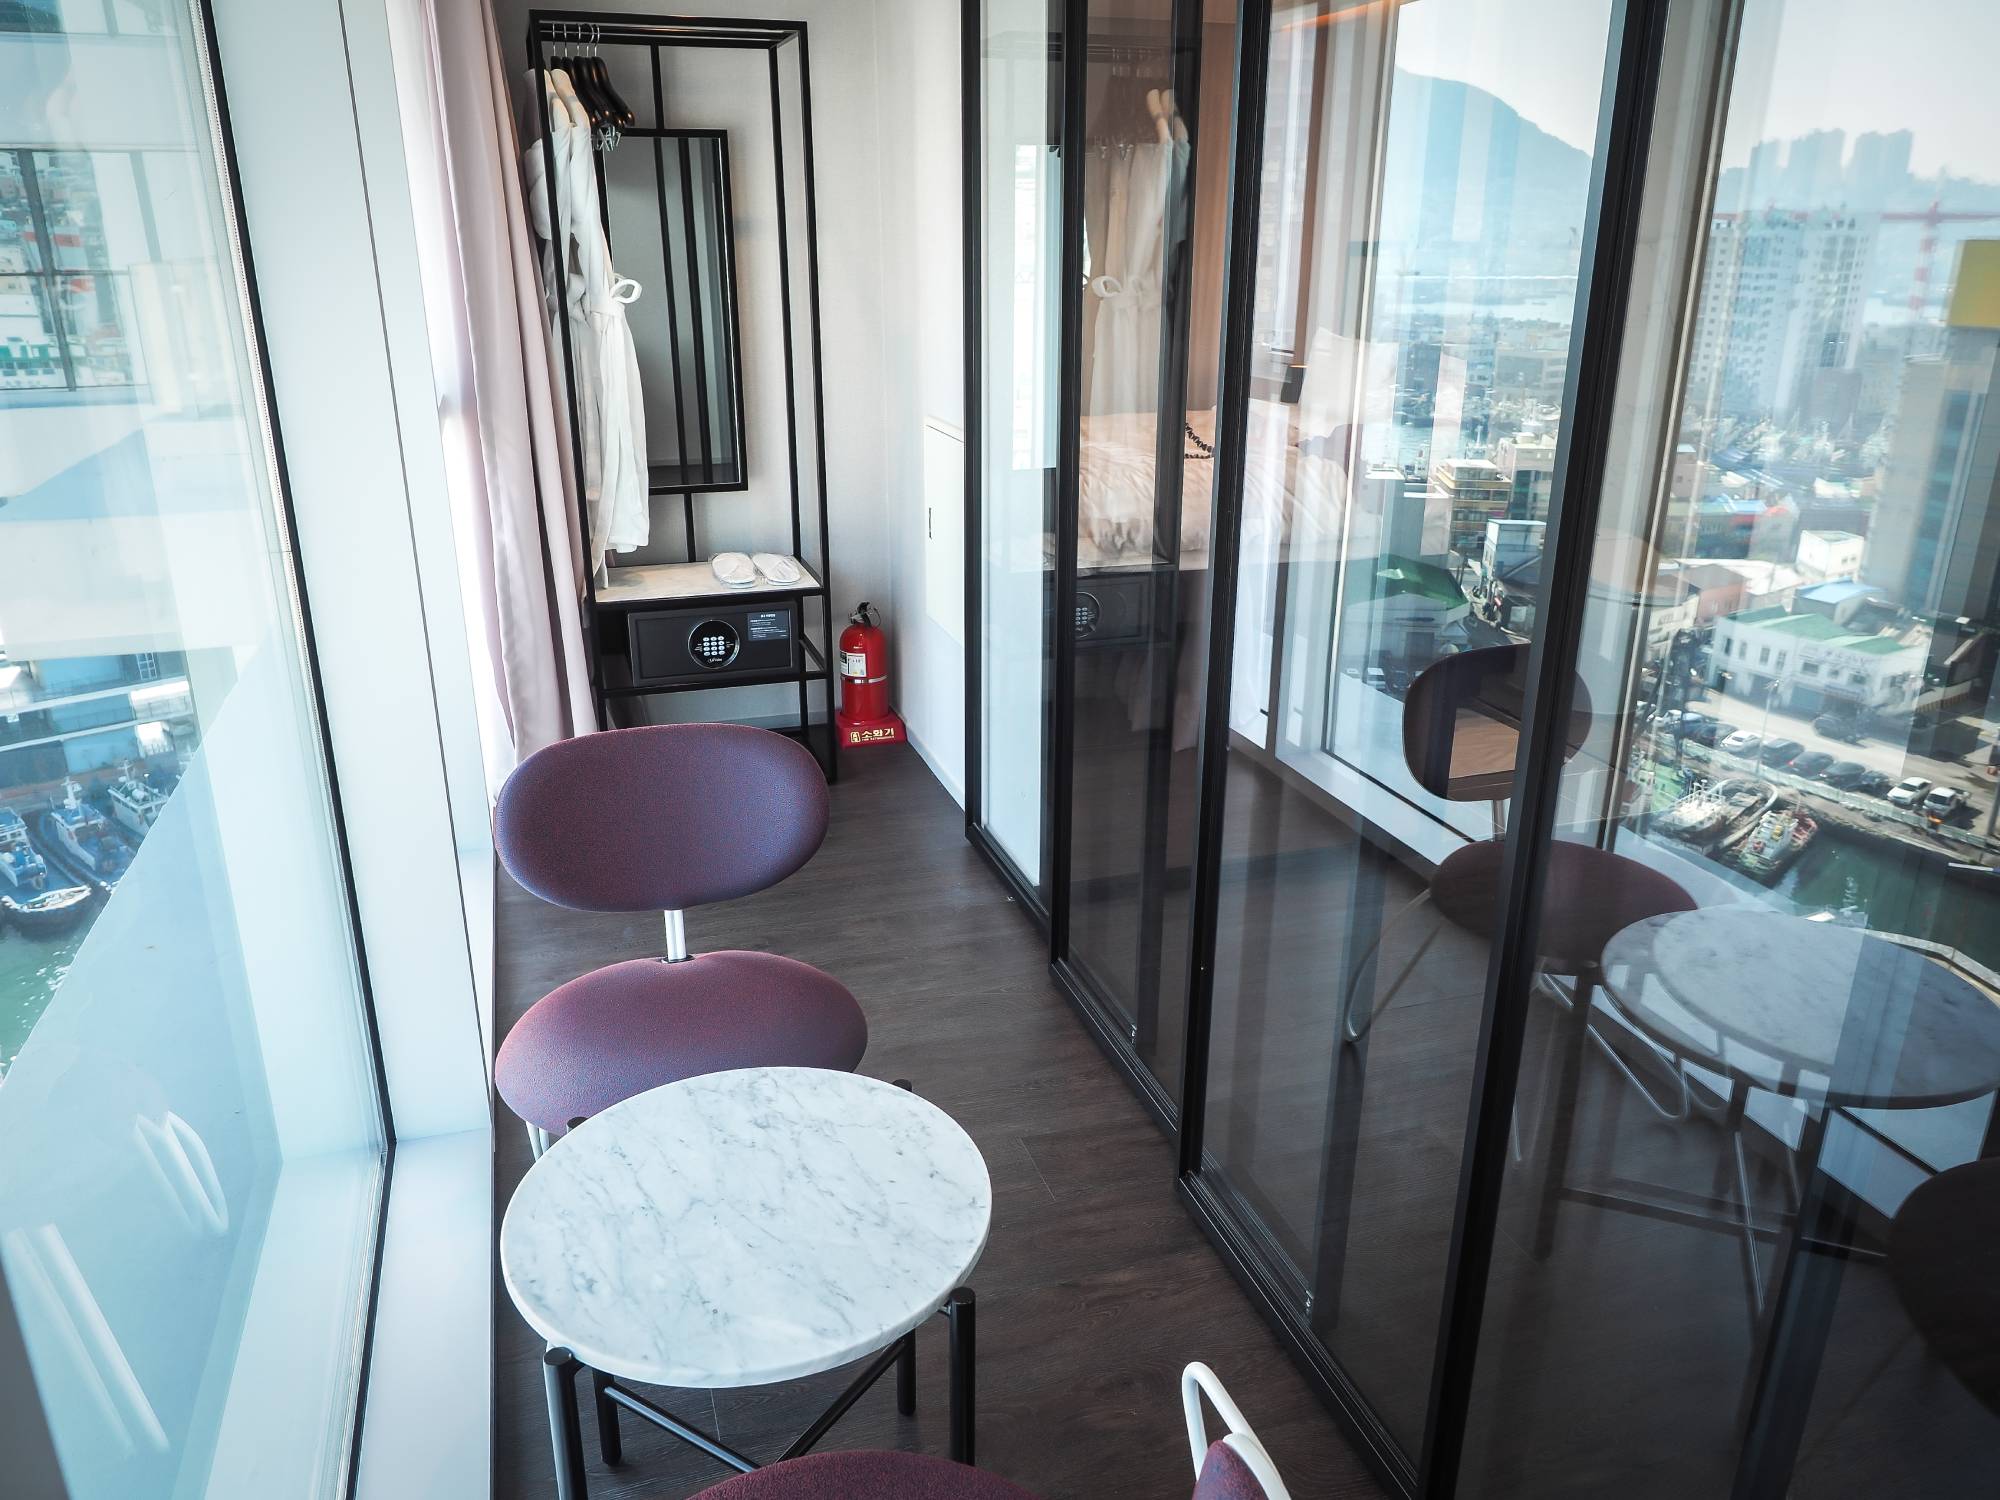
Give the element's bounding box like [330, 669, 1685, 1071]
[591, 1366, 622, 1466]
[947, 1287, 976, 1465]
[543, 1347, 590, 1500]
[897, 1328, 917, 1415]
[1732, 1104, 1846, 1499]
[1533, 974, 1596, 1258]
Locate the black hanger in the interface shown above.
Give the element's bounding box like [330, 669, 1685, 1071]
[583, 41, 635, 130]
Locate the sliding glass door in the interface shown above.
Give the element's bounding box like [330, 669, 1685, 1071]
[970, 0, 1062, 903]
[1191, 0, 1614, 1466]
[971, 1, 2000, 1493]
[0, 6, 386, 1496]
[1056, 0, 1233, 1104]
[1458, 1, 2000, 1493]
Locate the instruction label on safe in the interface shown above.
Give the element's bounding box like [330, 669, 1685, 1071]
[747, 610, 791, 642]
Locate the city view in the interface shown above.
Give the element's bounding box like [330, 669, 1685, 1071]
[0, 22, 226, 1081]
[1311, 62, 2000, 969]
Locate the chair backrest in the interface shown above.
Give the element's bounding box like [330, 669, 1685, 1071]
[1401, 643, 1593, 803]
[494, 724, 829, 913]
[1182, 1363, 1289, 1500]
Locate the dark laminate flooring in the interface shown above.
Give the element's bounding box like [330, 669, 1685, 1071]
[493, 743, 1387, 1500]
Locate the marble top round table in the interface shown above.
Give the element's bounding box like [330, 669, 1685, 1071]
[1602, 908, 2000, 1109]
[501, 1066, 992, 1389]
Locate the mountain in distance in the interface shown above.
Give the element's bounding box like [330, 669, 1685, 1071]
[1377, 71, 1595, 289]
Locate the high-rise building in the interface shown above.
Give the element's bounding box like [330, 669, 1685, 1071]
[1847, 129, 1914, 208]
[1780, 128, 1847, 207]
[1685, 209, 1875, 420]
[1865, 241, 2000, 620]
[1494, 430, 1558, 520]
[1429, 458, 1511, 558]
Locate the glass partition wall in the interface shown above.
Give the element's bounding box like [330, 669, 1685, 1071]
[969, 0, 2000, 1494]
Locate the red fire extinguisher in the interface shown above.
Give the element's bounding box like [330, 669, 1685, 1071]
[836, 602, 904, 746]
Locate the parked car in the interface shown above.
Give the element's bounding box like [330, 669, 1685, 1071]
[1813, 714, 1864, 744]
[1759, 738, 1805, 767]
[1852, 770, 1894, 797]
[1720, 729, 1762, 754]
[1922, 785, 1969, 820]
[1789, 750, 1835, 778]
[1683, 720, 1724, 747]
[1887, 776, 1934, 810]
[1820, 759, 1869, 788]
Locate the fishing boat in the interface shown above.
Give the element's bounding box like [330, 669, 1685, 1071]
[101, 766, 168, 840]
[0, 806, 92, 934]
[36, 780, 134, 898]
[1728, 802, 1819, 884]
[1656, 776, 1772, 851]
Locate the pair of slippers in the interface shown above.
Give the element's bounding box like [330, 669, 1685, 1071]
[711, 552, 802, 588]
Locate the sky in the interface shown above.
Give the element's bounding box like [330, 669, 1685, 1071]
[1386, 0, 2000, 182]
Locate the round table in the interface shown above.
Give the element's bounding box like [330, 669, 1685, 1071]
[1602, 907, 2000, 1107]
[503, 1067, 992, 1496]
[1596, 907, 2000, 1493]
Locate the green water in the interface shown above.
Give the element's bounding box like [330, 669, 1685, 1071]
[1638, 762, 2000, 974]
[0, 923, 83, 1078]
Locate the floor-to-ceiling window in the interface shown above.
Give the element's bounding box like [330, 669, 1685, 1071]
[1458, 1, 2000, 1493]
[0, 5, 387, 1496]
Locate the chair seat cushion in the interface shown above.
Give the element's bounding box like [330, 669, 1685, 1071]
[496, 952, 867, 1134]
[1431, 839, 1696, 975]
[695, 1452, 1039, 1499]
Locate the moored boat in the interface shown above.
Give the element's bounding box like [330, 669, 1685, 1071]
[35, 780, 134, 899]
[101, 766, 168, 840]
[0, 806, 93, 934]
[1657, 776, 1772, 850]
[1729, 802, 1818, 884]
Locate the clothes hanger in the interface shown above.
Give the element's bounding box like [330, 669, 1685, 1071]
[583, 28, 636, 130]
[570, 33, 614, 127]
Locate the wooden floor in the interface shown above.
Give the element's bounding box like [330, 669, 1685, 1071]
[492, 743, 1387, 1500]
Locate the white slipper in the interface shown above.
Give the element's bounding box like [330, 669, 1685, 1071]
[752, 552, 802, 585]
[710, 551, 756, 588]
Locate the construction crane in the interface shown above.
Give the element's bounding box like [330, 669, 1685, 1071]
[1880, 201, 2000, 314]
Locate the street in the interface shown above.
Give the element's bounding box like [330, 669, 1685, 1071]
[1650, 686, 2000, 835]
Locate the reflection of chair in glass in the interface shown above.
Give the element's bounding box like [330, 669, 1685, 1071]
[1339, 644, 1697, 1048]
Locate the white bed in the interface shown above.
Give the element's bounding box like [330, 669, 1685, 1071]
[1074, 400, 1345, 568]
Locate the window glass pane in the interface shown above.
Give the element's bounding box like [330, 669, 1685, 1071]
[1463, 1, 2000, 1493]
[0, 8, 385, 1500]
[1195, 0, 1612, 1463]
[1059, 1, 1231, 1102]
[977, 0, 1059, 890]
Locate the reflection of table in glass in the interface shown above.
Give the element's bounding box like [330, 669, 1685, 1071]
[501, 1068, 992, 1498]
[1596, 908, 2000, 1493]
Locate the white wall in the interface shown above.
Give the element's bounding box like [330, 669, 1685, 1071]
[490, 0, 966, 795]
[870, 0, 966, 798]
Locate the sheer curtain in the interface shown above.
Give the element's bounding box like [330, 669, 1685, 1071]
[389, 0, 596, 781]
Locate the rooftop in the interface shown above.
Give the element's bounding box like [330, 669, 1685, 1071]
[1723, 606, 1923, 656]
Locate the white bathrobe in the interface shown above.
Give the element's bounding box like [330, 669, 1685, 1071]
[524, 71, 650, 561]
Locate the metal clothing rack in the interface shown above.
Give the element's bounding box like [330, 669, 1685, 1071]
[527, 10, 838, 779]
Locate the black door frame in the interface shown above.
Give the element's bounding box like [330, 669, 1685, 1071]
[965, 2, 1677, 1495]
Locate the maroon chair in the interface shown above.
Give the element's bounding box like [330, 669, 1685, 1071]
[679, 1363, 1289, 1499]
[1340, 644, 1695, 1042]
[494, 724, 866, 1152]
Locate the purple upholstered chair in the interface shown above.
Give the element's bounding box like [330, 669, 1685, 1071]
[494, 724, 866, 1154]
[678, 1363, 1289, 1499]
[1340, 643, 1696, 1041]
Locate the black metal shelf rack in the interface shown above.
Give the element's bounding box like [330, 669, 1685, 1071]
[527, 10, 837, 779]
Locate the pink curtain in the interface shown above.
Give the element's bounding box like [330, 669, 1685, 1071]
[395, 0, 595, 773]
